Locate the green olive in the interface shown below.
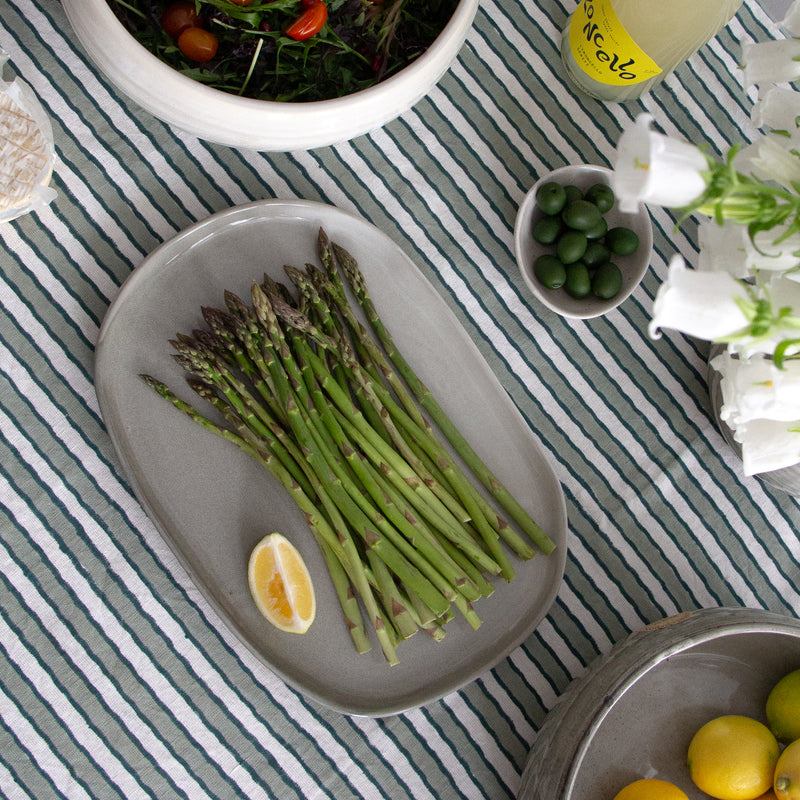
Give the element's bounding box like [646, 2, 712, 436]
[565, 262, 592, 299]
[592, 262, 623, 299]
[563, 184, 583, 204]
[532, 215, 562, 245]
[562, 199, 602, 232]
[585, 183, 615, 214]
[583, 241, 611, 270]
[556, 230, 588, 265]
[584, 215, 608, 240]
[606, 226, 639, 256]
[536, 182, 567, 216]
[533, 254, 567, 289]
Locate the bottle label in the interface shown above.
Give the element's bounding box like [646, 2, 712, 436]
[568, 0, 662, 86]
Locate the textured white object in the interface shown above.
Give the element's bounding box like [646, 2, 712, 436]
[61, 0, 478, 152]
[0, 54, 55, 222]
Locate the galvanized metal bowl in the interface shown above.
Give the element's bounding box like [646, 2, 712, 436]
[517, 607, 800, 800]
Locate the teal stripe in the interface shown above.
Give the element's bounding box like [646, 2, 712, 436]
[0, 622, 125, 800]
[0, 468, 234, 799]
[0, 562, 165, 800]
[0, 693, 65, 800]
[0, 436, 315, 800]
[0, 371, 370, 798]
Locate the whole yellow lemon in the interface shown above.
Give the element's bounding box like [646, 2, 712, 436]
[774, 739, 800, 800]
[687, 715, 780, 800]
[612, 778, 689, 800]
[766, 669, 800, 744]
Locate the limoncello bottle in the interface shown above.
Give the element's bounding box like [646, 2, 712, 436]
[560, 0, 744, 102]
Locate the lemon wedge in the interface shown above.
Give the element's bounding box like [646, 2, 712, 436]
[248, 533, 316, 634]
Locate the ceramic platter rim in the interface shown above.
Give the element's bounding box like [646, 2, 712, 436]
[94, 199, 568, 716]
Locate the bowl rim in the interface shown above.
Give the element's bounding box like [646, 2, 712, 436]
[514, 164, 653, 320]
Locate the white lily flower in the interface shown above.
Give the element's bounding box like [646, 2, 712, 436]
[613, 114, 708, 214]
[699, 217, 800, 276]
[731, 417, 800, 475]
[741, 39, 800, 90]
[712, 350, 800, 424]
[750, 85, 800, 135]
[782, 0, 800, 37]
[732, 135, 800, 191]
[649, 255, 751, 340]
[697, 219, 751, 277]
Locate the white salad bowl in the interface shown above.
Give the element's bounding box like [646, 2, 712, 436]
[62, 0, 478, 152]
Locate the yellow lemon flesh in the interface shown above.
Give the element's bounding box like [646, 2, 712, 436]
[248, 533, 316, 634]
[767, 669, 800, 744]
[687, 715, 780, 800]
[774, 739, 800, 800]
[612, 778, 689, 800]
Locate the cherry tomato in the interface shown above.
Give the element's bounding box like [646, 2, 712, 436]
[161, 1, 201, 38]
[177, 27, 219, 62]
[285, 0, 327, 41]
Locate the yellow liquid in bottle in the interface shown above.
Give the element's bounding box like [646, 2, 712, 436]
[560, 0, 743, 102]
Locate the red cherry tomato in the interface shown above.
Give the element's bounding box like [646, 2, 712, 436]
[285, 0, 327, 41]
[177, 27, 219, 62]
[161, 1, 201, 39]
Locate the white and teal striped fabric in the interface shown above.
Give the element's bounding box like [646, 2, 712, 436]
[3, 1, 800, 797]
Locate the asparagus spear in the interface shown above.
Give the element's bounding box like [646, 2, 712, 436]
[330, 236, 556, 556]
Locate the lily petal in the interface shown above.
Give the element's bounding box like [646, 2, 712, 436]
[699, 217, 800, 275]
[782, 0, 800, 35]
[733, 418, 800, 475]
[697, 219, 751, 278]
[712, 350, 800, 424]
[649, 255, 751, 340]
[733, 135, 800, 191]
[741, 39, 800, 90]
[750, 85, 800, 134]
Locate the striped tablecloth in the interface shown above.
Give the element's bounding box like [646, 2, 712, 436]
[3, 1, 799, 798]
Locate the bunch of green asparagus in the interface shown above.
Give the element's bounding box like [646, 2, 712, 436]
[141, 228, 555, 664]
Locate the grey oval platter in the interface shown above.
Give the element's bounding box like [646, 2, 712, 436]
[94, 199, 568, 717]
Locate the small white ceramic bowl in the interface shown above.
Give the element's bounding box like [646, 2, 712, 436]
[514, 164, 652, 320]
[62, 0, 477, 152]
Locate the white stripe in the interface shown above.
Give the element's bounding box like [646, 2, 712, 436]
[1, 273, 99, 414]
[0, 353, 366, 798]
[441, 693, 521, 795]
[349, 716, 441, 800]
[0, 524, 202, 800]
[0, 757, 36, 800]
[0, 686, 93, 800]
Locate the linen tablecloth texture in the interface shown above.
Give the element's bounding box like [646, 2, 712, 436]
[2, 1, 799, 798]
